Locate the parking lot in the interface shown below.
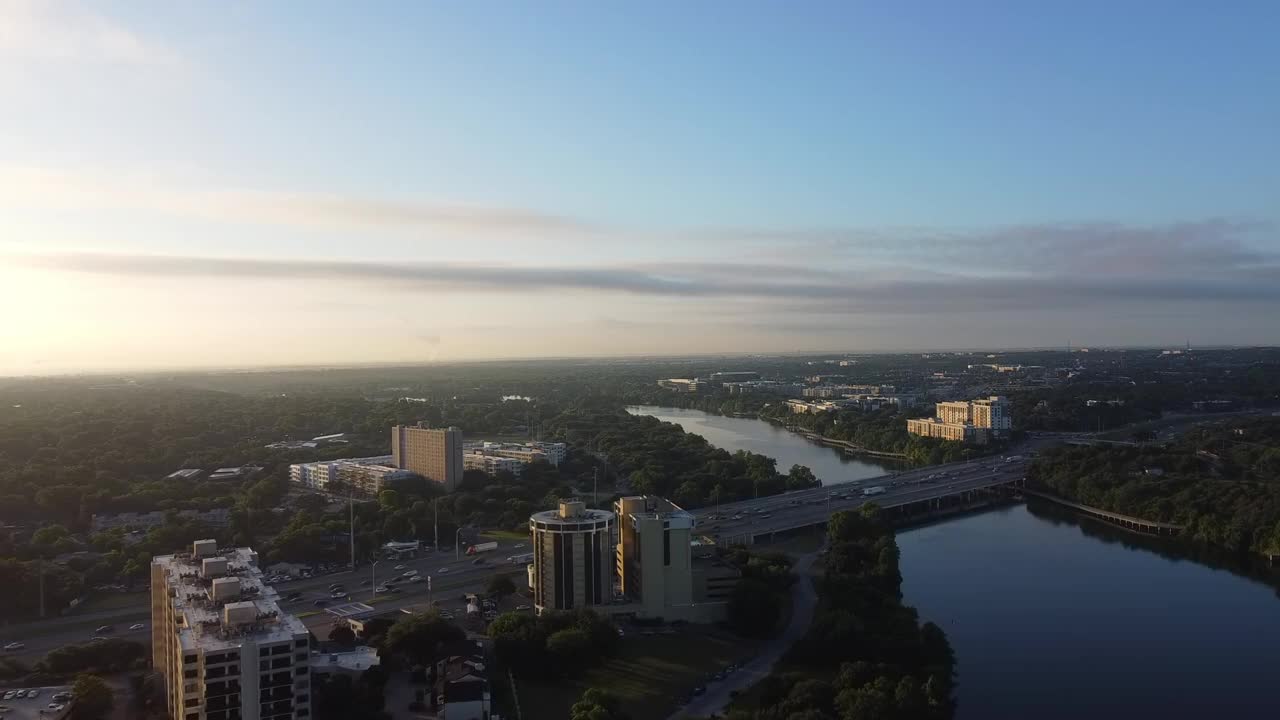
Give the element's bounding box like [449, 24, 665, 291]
[0, 685, 72, 720]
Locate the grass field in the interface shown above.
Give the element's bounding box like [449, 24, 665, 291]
[516, 629, 759, 720]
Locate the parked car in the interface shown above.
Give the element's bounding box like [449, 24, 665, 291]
[437, 567, 450, 574]
[129, 623, 146, 631]
[52, 692, 72, 701]
[95, 625, 115, 633]
[25, 689, 39, 699]
[3, 642, 24, 651]
[393, 565, 406, 570]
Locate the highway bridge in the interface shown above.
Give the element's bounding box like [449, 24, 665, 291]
[695, 454, 1029, 545]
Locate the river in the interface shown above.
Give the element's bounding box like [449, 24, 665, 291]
[630, 405, 1280, 719]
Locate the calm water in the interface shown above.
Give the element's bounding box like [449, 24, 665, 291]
[633, 406, 1280, 719]
[627, 405, 897, 485]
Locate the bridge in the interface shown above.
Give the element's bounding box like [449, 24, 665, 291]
[1021, 489, 1185, 536]
[695, 454, 1029, 545]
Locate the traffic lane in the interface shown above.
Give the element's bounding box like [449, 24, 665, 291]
[706, 468, 1027, 535]
[4, 623, 151, 663]
[698, 457, 1017, 516]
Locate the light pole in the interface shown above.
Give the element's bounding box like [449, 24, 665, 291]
[455, 528, 464, 561]
[433, 497, 440, 550]
[370, 560, 379, 600]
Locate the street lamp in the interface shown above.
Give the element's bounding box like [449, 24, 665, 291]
[455, 528, 464, 561]
[370, 560, 380, 601]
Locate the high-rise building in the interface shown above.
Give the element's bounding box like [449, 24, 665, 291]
[391, 424, 464, 491]
[528, 500, 614, 612]
[614, 496, 738, 622]
[971, 396, 1012, 432]
[151, 540, 311, 720]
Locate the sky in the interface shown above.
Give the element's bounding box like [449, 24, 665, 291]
[1, 1, 1278, 374]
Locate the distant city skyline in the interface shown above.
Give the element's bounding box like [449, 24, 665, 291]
[2, 1, 1278, 374]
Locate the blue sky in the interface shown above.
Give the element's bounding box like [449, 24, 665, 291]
[1, 1, 1278, 373]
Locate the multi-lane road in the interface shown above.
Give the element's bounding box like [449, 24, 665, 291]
[696, 453, 1032, 543]
[1, 540, 529, 663]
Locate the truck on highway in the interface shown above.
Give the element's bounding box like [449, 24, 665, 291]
[465, 541, 499, 555]
[862, 486, 886, 497]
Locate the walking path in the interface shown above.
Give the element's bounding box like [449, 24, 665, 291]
[670, 550, 821, 719]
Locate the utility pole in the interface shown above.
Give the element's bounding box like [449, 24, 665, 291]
[433, 497, 440, 550]
[349, 489, 356, 570]
[38, 558, 46, 619]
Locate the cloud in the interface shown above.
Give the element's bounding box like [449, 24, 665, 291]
[16, 245, 1280, 316]
[0, 0, 179, 66]
[0, 167, 595, 238]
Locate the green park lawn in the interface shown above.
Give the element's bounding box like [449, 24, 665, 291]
[516, 628, 759, 720]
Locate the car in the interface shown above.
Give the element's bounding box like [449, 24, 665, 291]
[471, 558, 485, 565]
[437, 567, 450, 574]
[513, 543, 526, 548]
[393, 565, 406, 570]
[410, 575, 425, 583]
[25, 689, 39, 699]
[616, 627, 625, 637]
[313, 599, 328, 607]
[328, 583, 344, 591]
[3, 642, 24, 651]
[12, 690, 25, 699]
[3, 691, 15, 700]
[330, 592, 348, 600]
[692, 686, 706, 696]
[516, 604, 531, 611]
[389, 587, 402, 594]
[95, 625, 115, 633]
[401, 571, 416, 578]
[91, 636, 109, 642]
[360, 580, 371, 586]
[374, 586, 389, 594]
[760, 514, 771, 519]
[129, 623, 146, 631]
[47, 703, 65, 712]
[52, 692, 72, 701]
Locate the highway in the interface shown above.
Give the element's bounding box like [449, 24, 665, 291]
[1, 540, 529, 663]
[696, 453, 1032, 543]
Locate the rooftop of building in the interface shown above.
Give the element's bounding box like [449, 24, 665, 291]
[616, 495, 694, 523]
[311, 645, 380, 673]
[153, 542, 307, 653]
[530, 499, 614, 525]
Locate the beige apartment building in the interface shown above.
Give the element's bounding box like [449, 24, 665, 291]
[151, 540, 311, 720]
[529, 500, 615, 612]
[613, 495, 738, 623]
[391, 424, 464, 490]
[907, 395, 1010, 443]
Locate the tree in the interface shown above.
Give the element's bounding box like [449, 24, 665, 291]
[328, 625, 356, 645]
[383, 611, 464, 668]
[727, 577, 781, 636]
[71, 673, 114, 720]
[786, 464, 818, 490]
[545, 627, 592, 673]
[487, 574, 517, 600]
[570, 688, 630, 720]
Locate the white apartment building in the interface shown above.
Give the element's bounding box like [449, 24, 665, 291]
[151, 540, 311, 720]
[463, 453, 526, 478]
[289, 456, 405, 495]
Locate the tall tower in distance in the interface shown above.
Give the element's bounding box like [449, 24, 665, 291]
[390, 424, 464, 491]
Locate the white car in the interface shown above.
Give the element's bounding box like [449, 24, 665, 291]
[26, 689, 39, 699]
[437, 567, 450, 574]
[3, 641, 24, 651]
[393, 565, 406, 570]
[47, 703, 66, 712]
[401, 571, 416, 578]
[129, 623, 146, 631]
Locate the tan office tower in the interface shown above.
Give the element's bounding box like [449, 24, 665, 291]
[391, 424, 464, 490]
[151, 539, 311, 720]
[529, 500, 614, 612]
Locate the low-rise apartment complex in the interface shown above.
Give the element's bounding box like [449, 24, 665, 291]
[151, 540, 311, 720]
[289, 455, 410, 495]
